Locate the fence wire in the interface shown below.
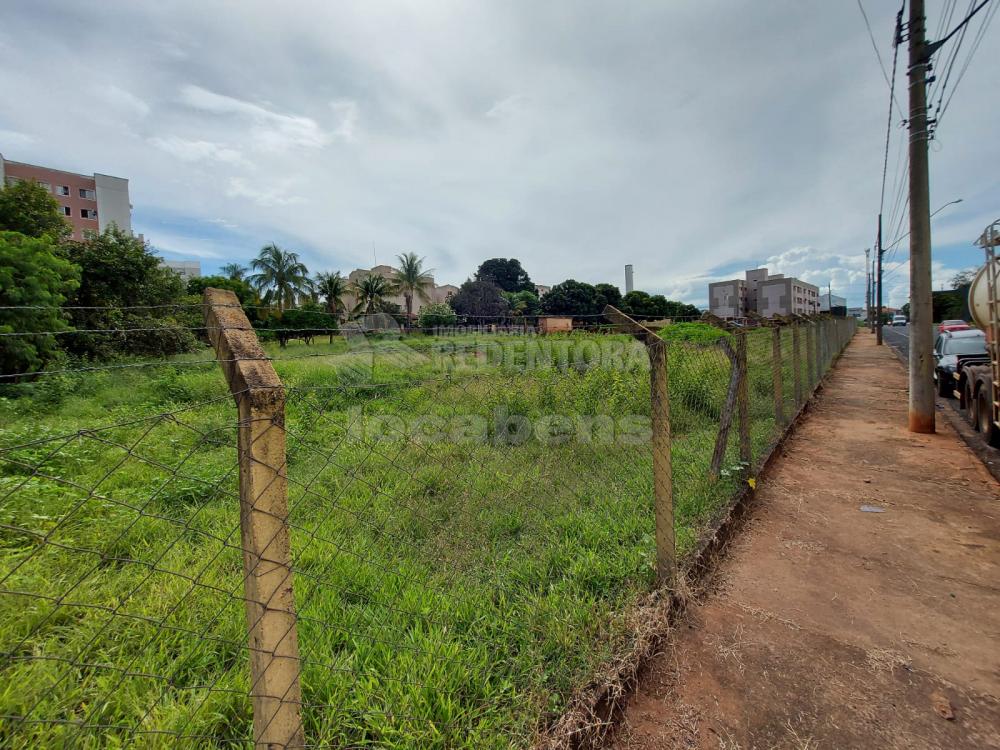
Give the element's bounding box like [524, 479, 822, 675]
[0, 306, 856, 748]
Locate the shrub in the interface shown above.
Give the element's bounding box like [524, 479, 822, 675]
[418, 303, 458, 329]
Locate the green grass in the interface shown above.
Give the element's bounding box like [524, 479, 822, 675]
[0, 325, 821, 748]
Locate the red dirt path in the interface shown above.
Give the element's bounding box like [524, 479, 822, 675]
[613, 333, 1000, 749]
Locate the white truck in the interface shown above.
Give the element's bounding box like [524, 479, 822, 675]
[960, 219, 1000, 445]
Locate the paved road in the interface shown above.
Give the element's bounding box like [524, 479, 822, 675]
[882, 323, 910, 358]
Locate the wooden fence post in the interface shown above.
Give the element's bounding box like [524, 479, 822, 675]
[735, 332, 751, 469]
[203, 288, 305, 749]
[771, 326, 784, 427]
[604, 306, 674, 583]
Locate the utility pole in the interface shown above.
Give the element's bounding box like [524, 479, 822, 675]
[865, 247, 872, 331]
[876, 213, 883, 345]
[907, 0, 935, 433]
[870, 255, 877, 332]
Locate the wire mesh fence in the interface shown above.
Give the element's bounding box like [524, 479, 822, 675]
[0, 292, 855, 748]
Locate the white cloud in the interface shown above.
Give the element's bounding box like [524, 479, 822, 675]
[0, 129, 35, 148]
[330, 100, 359, 142]
[226, 177, 303, 207]
[0, 1, 996, 301]
[485, 94, 528, 119]
[100, 85, 150, 119]
[179, 84, 330, 151]
[148, 135, 248, 166]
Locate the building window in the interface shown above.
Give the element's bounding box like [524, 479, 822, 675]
[56, 185, 70, 196]
[37, 181, 51, 192]
[61, 206, 72, 216]
[78, 188, 96, 200]
[80, 208, 97, 219]
[5, 176, 23, 186]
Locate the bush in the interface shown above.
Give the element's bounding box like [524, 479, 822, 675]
[0, 231, 80, 377]
[418, 303, 458, 329]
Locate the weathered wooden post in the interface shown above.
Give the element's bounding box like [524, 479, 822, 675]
[203, 288, 304, 749]
[735, 332, 751, 469]
[771, 325, 784, 427]
[604, 306, 674, 583]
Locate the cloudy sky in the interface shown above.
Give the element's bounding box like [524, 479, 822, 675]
[1, 1, 997, 307]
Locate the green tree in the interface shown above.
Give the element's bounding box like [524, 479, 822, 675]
[220, 262, 248, 281]
[249, 243, 311, 311]
[262, 307, 338, 348]
[351, 273, 398, 315]
[393, 252, 434, 324]
[64, 226, 196, 359]
[186, 275, 257, 304]
[0, 179, 70, 240]
[502, 289, 542, 316]
[314, 271, 349, 320]
[0, 231, 80, 376]
[475, 258, 534, 293]
[417, 302, 458, 329]
[595, 283, 622, 308]
[540, 279, 603, 317]
[449, 279, 510, 319]
[950, 268, 976, 289]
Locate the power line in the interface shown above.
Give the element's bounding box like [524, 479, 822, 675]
[879, 6, 904, 216]
[935, 0, 998, 128]
[857, 0, 906, 118]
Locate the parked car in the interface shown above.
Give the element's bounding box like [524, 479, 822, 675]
[934, 328, 987, 397]
[938, 319, 970, 333]
[891, 314, 907, 327]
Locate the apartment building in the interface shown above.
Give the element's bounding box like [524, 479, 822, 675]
[709, 268, 820, 318]
[160, 259, 201, 281]
[344, 264, 458, 316]
[0, 153, 132, 240]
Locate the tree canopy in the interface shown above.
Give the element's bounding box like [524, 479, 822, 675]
[314, 271, 349, 320]
[63, 227, 196, 359]
[417, 303, 457, 329]
[249, 243, 311, 311]
[449, 279, 510, 319]
[595, 283, 622, 308]
[0, 179, 71, 240]
[474, 258, 534, 293]
[539, 279, 606, 317]
[620, 290, 700, 319]
[503, 289, 542, 317]
[186, 275, 257, 304]
[351, 273, 398, 315]
[0, 231, 80, 376]
[394, 252, 434, 321]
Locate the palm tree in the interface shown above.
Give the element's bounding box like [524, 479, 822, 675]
[249, 243, 311, 311]
[315, 271, 349, 317]
[393, 252, 434, 327]
[351, 274, 397, 315]
[220, 262, 248, 281]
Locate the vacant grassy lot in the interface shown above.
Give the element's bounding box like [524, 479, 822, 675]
[0, 326, 805, 748]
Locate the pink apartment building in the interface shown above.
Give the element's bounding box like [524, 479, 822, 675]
[0, 153, 132, 240]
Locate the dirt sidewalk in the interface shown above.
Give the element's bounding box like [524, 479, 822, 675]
[613, 333, 1000, 749]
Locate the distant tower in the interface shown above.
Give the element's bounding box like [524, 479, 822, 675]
[625, 264, 634, 294]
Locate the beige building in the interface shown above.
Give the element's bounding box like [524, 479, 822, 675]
[0, 153, 132, 241]
[709, 268, 819, 318]
[344, 264, 457, 316]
